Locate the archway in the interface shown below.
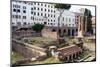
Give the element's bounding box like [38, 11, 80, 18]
[59, 29, 61, 36]
[69, 55, 72, 60]
[72, 29, 74, 36]
[73, 53, 76, 59]
[44, 22, 47, 25]
[23, 22, 27, 26]
[68, 29, 70, 36]
[52, 29, 56, 32]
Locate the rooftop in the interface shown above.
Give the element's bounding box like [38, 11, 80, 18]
[58, 45, 82, 56]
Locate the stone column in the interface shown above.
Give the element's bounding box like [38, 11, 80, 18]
[77, 16, 83, 38]
[84, 16, 87, 35]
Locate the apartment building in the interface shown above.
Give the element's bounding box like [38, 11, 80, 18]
[11, 1, 76, 27]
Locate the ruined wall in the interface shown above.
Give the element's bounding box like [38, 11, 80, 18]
[42, 28, 58, 39]
[12, 39, 47, 59]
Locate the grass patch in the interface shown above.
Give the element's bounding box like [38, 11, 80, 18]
[29, 57, 62, 64]
[11, 51, 24, 64]
[26, 37, 58, 48]
[79, 50, 93, 59]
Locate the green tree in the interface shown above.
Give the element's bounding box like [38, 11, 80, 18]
[54, 4, 71, 25]
[32, 24, 45, 32]
[83, 8, 92, 34]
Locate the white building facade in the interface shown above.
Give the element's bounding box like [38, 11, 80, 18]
[11, 1, 76, 28]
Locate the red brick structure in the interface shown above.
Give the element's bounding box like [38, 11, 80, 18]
[91, 16, 95, 35]
[41, 26, 73, 39]
[12, 27, 37, 38]
[42, 27, 58, 39]
[58, 45, 82, 61]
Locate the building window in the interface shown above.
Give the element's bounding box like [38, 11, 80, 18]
[38, 8, 39, 10]
[13, 4, 15, 8]
[48, 5, 50, 7]
[33, 17, 34, 20]
[34, 7, 36, 10]
[14, 5, 17, 8]
[19, 15, 21, 19]
[77, 19, 78, 21]
[23, 16, 26, 19]
[38, 3, 39, 5]
[54, 10, 55, 13]
[51, 15, 52, 17]
[30, 3, 33, 5]
[45, 14, 46, 17]
[34, 2, 36, 5]
[23, 10, 26, 13]
[23, 22, 27, 25]
[51, 23, 53, 25]
[31, 11, 33, 14]
[34, 12, 36, 15]
[23, 6, 26, 9]
[18, 5, 20, 8]
[76, 22, 78, 24]
[45, 4, 46, 7]
[12, 22, 14, 25]
[31, 16, 34, 20]
[12, 15, 14, 18]
[54, 15, 55, 18]
[28, 23, 30, 25]
[14, 5, 20, 8]
[38, 13, 39, 16]
[48, 19, 49, 22]
[76, 29, 78, 31]
[51, 10, 53, 12]
[48, 9, 50, 12]
[63, 29, 66, 33]
[17, 22, 21, 26]
[31, 7, 33, 10]
[41, 8, 43, 11]
[51, 6, 53, 8]
[24, 2, 27, 4]
[54, 20, 55, 22]
[13, 9, 16, 12]
[41, 13, 43, 16]
[44, 22, 47, 25]
[73, 19, 74, 22]
[62, 23, 64, 26]
[51, 19, 52, 22]
[45, 9, 46, 11]
[41, 3, 43, 6]
[17, 9, 20, 13]
[15, 15, 18, 18]
[48, 14, 50, 17]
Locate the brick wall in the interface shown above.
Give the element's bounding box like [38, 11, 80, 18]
[41, 28, 58, 39]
